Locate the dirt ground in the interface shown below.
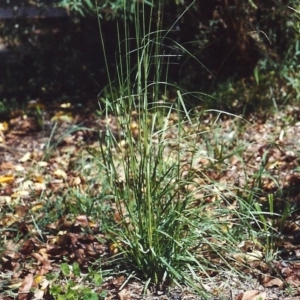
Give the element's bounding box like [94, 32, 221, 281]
[1, 101, 300, 299]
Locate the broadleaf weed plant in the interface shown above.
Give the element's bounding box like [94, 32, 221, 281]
[94, 0, 260, 296]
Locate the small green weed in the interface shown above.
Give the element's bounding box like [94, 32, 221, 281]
[48, 262, 106, 300]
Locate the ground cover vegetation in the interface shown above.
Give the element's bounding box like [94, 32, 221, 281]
[1, 0, 300, 299]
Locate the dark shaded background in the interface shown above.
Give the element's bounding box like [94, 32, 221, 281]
[0, 0, 298, 108]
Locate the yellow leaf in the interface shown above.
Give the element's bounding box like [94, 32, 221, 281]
[0, 175, 14, 184]
[51, 112, 73, 123]
[32, 174, 44, 183]
[31, 204, 44, 212]
[2, 214, 18, 226]
[0, 121, 9, 131]
[109, 242, 121, 255]
[34, 275, 44, 285]
[60, 102, 71, 108]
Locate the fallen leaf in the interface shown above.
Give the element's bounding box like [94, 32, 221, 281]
[53, 169, 67, 179]
[0, 121, 9, 131]
[238, 290, 266, 300]
[11, 190, 30, 198]
[32, 289, 44, 300]
[39, 277, 50, 290]
[37, 161, 48, 167]
[32, 174, 44, 183]
[15, 205, 29, 217]
[263, 277, 284, 288]
[69, 176, 81, 186]
[0, 174, 14, 184]
[34, 275, 44, 285]
[118, 287, 130, 300]
[8, 282, 22, 289]
[51, 112, 73, 123]
[113, 275, 125, 288]
[0, 162, 15, 170]
[15, 165, 25, 171]
[31, 203, 44, 212]
[32, 182, 46, 191]
[1, 214, 18, 226]
[19, 152, 31, 163]
[232, 250, 263, 263]
[60, 102, 71, 108]
[75, 215, 97, 228]
[18, 273, 33, 300]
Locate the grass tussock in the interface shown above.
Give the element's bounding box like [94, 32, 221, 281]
[94, 0, 271, 295]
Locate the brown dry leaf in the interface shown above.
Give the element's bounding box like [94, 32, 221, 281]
[285, 274, 300, 287]
[113, 275, 126, 288]
[74, 215, 90, 227]
[18, 273, 33, 300]
[39, 248, 48, 259]
[47, 217, 73, 231]
[31, 252, 53, 275]
[0, 162, 16, 170]
[238, 290, 266, 300]
[31, 252, 45, 264]
[68, 176, 81, 186]
[15, 205, 29, 217]
[19, 239, 36, 255]
[263, 277, 284, 288]
[130, 121, 139, 138]
[232, 250, 263, 263]
[75, 215, 97, 228]
[112, 201, 134, 230]
[118, 288, 131, 300]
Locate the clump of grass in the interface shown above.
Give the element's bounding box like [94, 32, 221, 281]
[95, 0, 232, 294]
[94, 0, 284, 296]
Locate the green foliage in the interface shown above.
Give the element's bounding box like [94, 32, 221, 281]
[59, 0, 95, 16]
[58, 0, 153, 18]
[48, 263, 102, 299]
[94, 0, 252, 295]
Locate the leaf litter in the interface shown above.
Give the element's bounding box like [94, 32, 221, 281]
[1, 101, 300, 299]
